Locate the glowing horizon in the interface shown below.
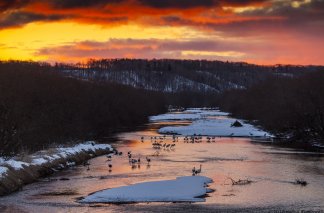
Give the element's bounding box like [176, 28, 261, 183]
[0, 0, 323, 65]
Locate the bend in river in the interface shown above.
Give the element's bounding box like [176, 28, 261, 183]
[0, 109, 323, 212]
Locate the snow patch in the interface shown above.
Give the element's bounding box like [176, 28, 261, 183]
[31, 142, 112, 166]
[81, 176, 213, 203]
[0, 166, 8, 179]
[0, 142, 112, 172]
[159, 118, 271, 137]
[31, 158, 48, 165]
[150, 109, 229, 121]
[55, 142, 112, 158]
[153, 109, 271, 137]
[2, 159, 29, 170]
[184, 108, 229, 116]
[150, 113, 201, 121]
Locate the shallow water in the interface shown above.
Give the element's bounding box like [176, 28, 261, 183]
[0, 118, 324, 212]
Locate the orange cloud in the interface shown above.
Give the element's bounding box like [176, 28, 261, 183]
[0, 0, 323, 65]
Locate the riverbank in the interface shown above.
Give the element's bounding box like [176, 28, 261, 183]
[0, 109, 323, 212]
[0, 142, 113, 196]
[155, 108, 324, 151]
[218, 70, 324, 146]
[151, 108, 272, 138]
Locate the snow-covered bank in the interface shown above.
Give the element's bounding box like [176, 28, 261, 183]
[0, 167, 8, 179]
[0, 142, 113, 196]
[159, 118, 271, 137]
[149, 109, 228, 121]
[81, 176, 213, 203]
[152, 109, 271, 137]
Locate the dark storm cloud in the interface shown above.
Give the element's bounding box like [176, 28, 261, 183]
[0, 0, 31, 12]
[221, 0, 269, 5]
[154, 0, 324, 38]
[48, 0, 125, 9]
[0, 0, 270, 12]
[161, 15, 193, 25]
[0, 0, 323, 37]
[137, 0, 218, 9]
[136, 0, 269, 9]
[235, 0, 324, 35]
[0, 11, 67, 28]
[241, 0, 324, 19]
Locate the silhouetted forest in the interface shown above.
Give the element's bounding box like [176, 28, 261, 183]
[219, 71, 324, 143]
[0, 61, 166, 157]
[1, 59, 323, 156]
[55, 59, 322, 93]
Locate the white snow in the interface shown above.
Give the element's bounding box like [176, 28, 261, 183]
[2, 159, 30, 170]
[150, 113, 201, 121]
[312, 143, 324, 149]
[159, 118, 270, 137]
[0, 141, 112, 176]
[149, 109, 229, 121]
[30, 142, 112, 166]
[81, 176, 213, 203]
[56, 142, 111, 158]
[155, 109, 271, 137]
[184, 108, 229, 116]
[0, 166, 8, 179]
[31, 158, 48, 165]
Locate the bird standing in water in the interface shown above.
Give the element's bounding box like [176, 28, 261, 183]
[146, 156, 151, 164]
[196, 164, 202, 174]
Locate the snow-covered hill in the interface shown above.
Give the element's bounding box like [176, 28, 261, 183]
[55, 59, 321, 93]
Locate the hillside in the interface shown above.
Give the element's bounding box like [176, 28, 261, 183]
[55, 59, 323, 93]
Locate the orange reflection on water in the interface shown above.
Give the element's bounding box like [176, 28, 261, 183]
[1, 120, 323, 212]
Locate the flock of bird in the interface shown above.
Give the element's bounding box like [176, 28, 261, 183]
[85, 132, 259, 172]
[148, 135, 178, 150]
[106, 149, 152, 171]
[146, 135, 203, 175]
[127, 151, 151, 165]
[147, 134, 219, 147]
[85, 135, 204, 175]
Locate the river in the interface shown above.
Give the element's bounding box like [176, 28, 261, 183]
[0, 110, 323, 212]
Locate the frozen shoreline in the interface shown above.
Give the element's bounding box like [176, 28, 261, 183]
[150, 109, 229, 121]
[151, 109, 272, 137]
[81, 176, 213, 203]
[0, 142, 113, 196]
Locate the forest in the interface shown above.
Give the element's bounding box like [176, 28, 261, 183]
[55, 59, 322, 93]
[0, 61, 166, 157]
[1, 59, 323, 157]
[219, 71, 324, 143]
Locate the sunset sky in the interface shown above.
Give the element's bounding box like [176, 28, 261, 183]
[0, 0, 323, 65]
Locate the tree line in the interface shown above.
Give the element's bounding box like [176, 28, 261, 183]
[55, 59, 323, 93]
[219, 70, 324, 143]
[1, 59, 323, 156]
[0, 61, 166, 157]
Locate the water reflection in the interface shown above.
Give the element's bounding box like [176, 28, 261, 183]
[0, 120, 323, 212]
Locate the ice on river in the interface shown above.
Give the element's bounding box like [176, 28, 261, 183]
[159, 118, 271, 137]
[149, 109, 229, 121]
[81, 176, 213, 203]
[153, 109, 271, 137]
